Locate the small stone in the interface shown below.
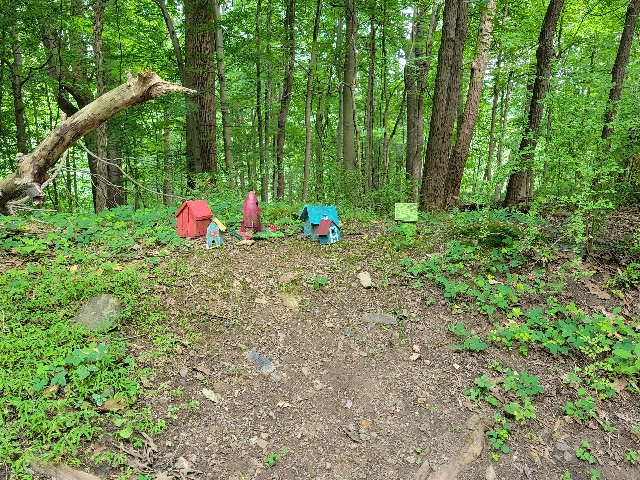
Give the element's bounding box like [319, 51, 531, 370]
[195, 372, 205, 381]
[179, 367, 188, 378]
[556, 442, 571, 452]
[301, 367, 310, 376]
[358, 271, 373, 288]
[255, 297, 269, 305]
[485, 465, 497, 480]
[236, 239, 255, 246]
[362, 313, 397, 325]
[256, 438, 268, 449]
[419, 423, 429, 433]
[73, 293, 122, 331]
[564, 450, 577, 463]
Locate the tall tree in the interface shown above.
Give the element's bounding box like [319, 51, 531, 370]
[256, 0, 268, 201]
[444, 0, 497, 207]
[342, 0, 358, 172]
[364, 14, 376, 193]
[213, 0, 235, 187]
[274, 0, 295, 201]
[419, 0, 469, 211]
[302, 0, 322, 201]
[503, 0, 565, 206]
[601, 0, 640, 153]
[3, 28, 28, 155]
[405, 2, 439, 197]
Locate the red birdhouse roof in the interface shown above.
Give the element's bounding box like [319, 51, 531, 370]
[175, 200, 213, 220]
[315, 218, 335, 236]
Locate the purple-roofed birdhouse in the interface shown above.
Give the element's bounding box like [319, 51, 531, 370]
[175, 200, 212, 238]
[239, 191, 262, 239]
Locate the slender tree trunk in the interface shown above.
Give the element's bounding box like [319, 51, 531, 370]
[303, 0, 322, 201]
[364, 15, 375, 193]
[484, 53, 502, 182]
[504, 0, 565, 206]
[342, 0, 358, 172]
[255, 0, 268, 201]
[601, 0, 640, 153]
[336, 16, 344, 167]
[419, 0, 469, 211]
[163, 110, 173, 206]
[381, 2, 390, 185]
[5, 29, 28, 155]
[275, 0, 295, 201]
[494, 70, 513, 200]
[444, 0, 496, 207]
[213, 0, 235, 187]
[264, 0, 273, 199]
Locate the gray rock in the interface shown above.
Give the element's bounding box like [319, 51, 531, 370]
[485, 465, 497, 480]
[73, 294, 122, 331]
[179, 367, 189, 378]
[362, 313, 397, 325]
[358, 271, 373, 288]
[556, 442, 571, 452]
[563, 450, 577, 463]
[245, 348, 276, 373]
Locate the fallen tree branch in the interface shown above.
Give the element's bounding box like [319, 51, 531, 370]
[0, 70, 195, 215]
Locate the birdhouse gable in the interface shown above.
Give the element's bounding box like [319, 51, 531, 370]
[175, 200, 213, 220]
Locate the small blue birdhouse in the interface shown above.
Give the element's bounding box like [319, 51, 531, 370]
[206, 222, 224, 247]
[299, 205, 341, 244]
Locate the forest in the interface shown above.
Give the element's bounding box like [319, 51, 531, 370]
[2, 0, 640, 479]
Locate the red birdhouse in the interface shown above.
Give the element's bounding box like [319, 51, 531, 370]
[240, 191, 262, 235]
[175, 200, 213, 238]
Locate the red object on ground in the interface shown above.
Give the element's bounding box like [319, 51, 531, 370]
[175, 200, 213, 238]
[240, 191, 262, 234]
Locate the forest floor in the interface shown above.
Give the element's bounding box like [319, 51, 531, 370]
[4, 207, 640, 480]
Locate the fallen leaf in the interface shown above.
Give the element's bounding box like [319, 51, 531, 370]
[410, 352, 421, 361]
[612, 377, 628, 393]
[582, 278, 611, 300]
[412, 344, 421, 353]
[277, 401, 292, 408]
[96, 397, 125, 412]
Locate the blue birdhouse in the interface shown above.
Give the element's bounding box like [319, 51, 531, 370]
[206, 222, 224, 247]
[299, 205, 341, 244]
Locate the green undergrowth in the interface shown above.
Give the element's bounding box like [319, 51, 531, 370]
[395, 209, 640, 462]
[0, 207, 184, 477]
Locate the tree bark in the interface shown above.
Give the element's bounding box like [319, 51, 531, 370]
[419, 0, 469, 211]
[4, 29, 28, 155]
[213, 0, 235, 187]
[504, 0, 565, 206]
[302, 0, 322, 201]
[444, 0, 496, 207]
[275, 0, 295, 201]
[601, 0, 640, 152]
[0, 71, 194, 214]
[364, 15, 375, 193]
[255, 0, 268, 202]
[342, 0, 358, 172]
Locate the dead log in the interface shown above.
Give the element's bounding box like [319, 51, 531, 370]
[0, 70, 195, 214]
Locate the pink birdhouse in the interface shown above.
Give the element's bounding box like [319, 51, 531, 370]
[240, 191, 262, 235]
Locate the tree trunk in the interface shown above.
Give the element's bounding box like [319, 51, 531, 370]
[213, 0, 235, 187]
[255, 0, 268, 202]
[504, 0, 565, 206]
[336, 16, 344, 167]
[342, 0, 358, 172]
[601, 0, 640, 152]
[364, 15, 375, 194]
[302, 0, 322, 201]
[0, 71, 194, 214]
[484, 53, 501, 182]
[275, 0, 295, 201]
[5, 29, 28, 155]
[163, 110, 173, 206]
[419, 0, 469, 211]
[444, 0, 496, 207]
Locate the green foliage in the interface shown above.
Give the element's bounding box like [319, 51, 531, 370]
[486, 413, 511, 454]
[606, 263, 640, 290]
[575, 441, 597, 464]
[464, 375, 498, 406]
[264, 447, 287, 468]
[564, 389, 597, 421]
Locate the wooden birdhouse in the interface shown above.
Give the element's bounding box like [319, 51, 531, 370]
[299, 205, 341, 244]
[206, 222, 224, 247]
[175, 200, 213, 238]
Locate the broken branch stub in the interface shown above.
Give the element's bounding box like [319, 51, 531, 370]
[0, 70, 195, 214]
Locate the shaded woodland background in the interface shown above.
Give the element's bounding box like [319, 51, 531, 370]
[1, 0, 639, 226]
